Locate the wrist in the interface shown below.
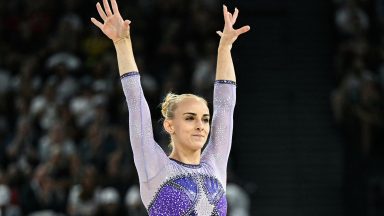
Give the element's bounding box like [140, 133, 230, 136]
[113, 37, 133, 50]
[218, 44, 232, 51]
[113, 36, 131, 45]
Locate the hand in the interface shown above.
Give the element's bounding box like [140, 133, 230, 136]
[217, 5, 250, 47]
[91, 0, 131, 42]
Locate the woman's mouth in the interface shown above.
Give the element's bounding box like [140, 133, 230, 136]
[192, 134, 204, 138]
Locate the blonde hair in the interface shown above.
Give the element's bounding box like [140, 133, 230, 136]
[161, 92, 207, 120]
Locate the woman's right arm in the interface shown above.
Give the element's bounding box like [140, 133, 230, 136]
[91, 0, 137, 74]
[91, 0, 167, 182]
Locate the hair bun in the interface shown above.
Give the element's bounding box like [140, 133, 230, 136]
[161, 92, 178, 118]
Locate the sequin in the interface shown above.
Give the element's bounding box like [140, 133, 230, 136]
[121, 73, 236, 215]
[216, 195, 228, 216]
[120, 71, 140, 79]
[149, 184, 193, 215]
[147, 173, 226, 215]
[214, 80, 236, 86]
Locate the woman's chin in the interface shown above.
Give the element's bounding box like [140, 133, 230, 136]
[188, 141, 206, 151]
[194, 141, 206, 150]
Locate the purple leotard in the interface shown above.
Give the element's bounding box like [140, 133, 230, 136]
[121, 71, 236, 216]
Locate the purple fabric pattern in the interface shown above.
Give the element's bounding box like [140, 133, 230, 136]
[203, 176, 225, 204]
[173, 176, 198, 201]
[148, 174, 227, 216]
[216, 195, 228, 216]
[149, 184, 194, 216]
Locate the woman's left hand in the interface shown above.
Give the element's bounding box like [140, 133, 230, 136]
[217, 5, 250, 47]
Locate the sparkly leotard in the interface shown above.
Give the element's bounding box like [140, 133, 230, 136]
[121, 72, 236, 216]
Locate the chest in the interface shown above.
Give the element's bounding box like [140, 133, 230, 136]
[147, 172, 227, 216]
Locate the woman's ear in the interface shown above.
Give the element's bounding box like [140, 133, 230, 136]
[163, 119, 174, 134]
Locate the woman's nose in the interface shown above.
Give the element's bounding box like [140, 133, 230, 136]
[196, 120, 204, 130]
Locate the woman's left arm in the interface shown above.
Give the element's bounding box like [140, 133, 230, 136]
[202, 5, 250, 184]
[215, 5, 250, 81]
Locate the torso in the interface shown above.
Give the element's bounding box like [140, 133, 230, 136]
[146, 159, 227, 216]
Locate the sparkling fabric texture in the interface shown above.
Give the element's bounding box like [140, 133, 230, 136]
[121, 72, 236, 216]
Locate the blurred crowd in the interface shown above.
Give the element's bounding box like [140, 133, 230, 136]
[0, 0, 251, 215]
[331, 0, 384, 215]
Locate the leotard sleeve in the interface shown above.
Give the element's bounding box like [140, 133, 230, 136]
[120, 72, 168, 183]
[201, 80, 236, 187]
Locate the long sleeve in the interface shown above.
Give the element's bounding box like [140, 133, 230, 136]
[120, 72, 168, 183]
[201, 80, 236, 186]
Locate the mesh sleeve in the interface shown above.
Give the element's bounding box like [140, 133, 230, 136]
[201, 80, 236, 186]
[120, 72, 168, 183]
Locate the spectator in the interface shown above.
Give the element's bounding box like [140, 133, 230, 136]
[332, 0, 384, 214]
[67, 165, 100, 216]
[335, 0, 370, 39]
[6, 117, 39, 171]
[124, 185, 146, 216]
[0, 184, 22, 216]
[20, 164, 66, 215]
[95, 187, 125, 216]
[38, 121, 76, 162]
[30, 81, 59, 131]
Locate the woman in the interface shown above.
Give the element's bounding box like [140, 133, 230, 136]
[91, 0, 250, 215]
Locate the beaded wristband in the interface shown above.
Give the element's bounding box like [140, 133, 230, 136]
[120, 71, 139, 79]
[214, 80, 236, 85]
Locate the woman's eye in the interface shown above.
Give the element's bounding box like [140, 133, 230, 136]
[203, 118, 209, 123]
[186, 117, 194, 120]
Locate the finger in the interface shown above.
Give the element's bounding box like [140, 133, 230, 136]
[111, 0, 121, 16]
[223, 5, 228, 22]
[236, 25, 251, 35]
[124, 20, 131, 28]
[216, 31, 223, 37]
[228, 11, 233, 21]
[232, 8, 239, 25]
[91, 18, 104, 29]
[96, 2, 107, 21]
[223, 5, 231, 27]
[103, 0, 113, 16]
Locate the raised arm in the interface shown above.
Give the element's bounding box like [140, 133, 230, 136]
[91, 0, 167, 182]
[215, 5, 250, 81]
[202, 5, 250, 184]
[91, 0, 137, 75]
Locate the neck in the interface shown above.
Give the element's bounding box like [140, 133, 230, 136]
[169, 148, 201, 165]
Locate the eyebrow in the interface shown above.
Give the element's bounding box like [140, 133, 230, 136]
[183, 112, 210, 117]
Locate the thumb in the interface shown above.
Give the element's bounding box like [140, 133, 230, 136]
[124, 20, 131, 26]
[236, 25, 250, 35]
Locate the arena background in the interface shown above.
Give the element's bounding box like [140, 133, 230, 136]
[0, 0, 383, 215]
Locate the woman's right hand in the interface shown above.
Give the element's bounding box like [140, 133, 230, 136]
[91, 0, 131, 42]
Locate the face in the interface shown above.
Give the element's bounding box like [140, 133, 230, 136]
[165, 97, 210, 153]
